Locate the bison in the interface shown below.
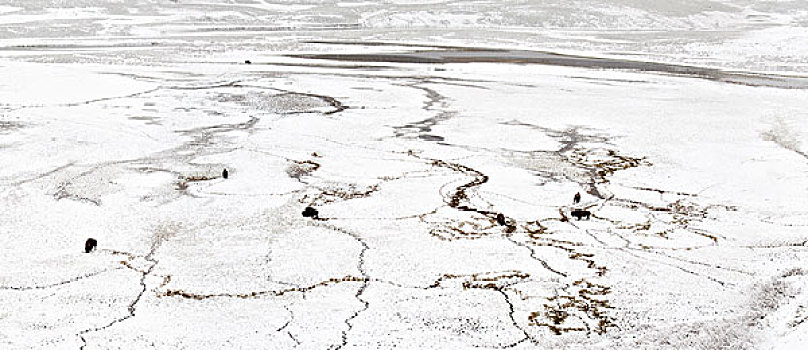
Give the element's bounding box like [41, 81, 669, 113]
[570, 209, 591, 221]
[495, 213, 507, 226]
[302, 206, 319, 219]
[222, 168, 229, 179]
[573, 192, 581, 204]
[85, 238, 97, 253]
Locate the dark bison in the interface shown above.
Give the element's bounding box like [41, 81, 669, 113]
[222, 168, 228, 179]
[570, 209, 591, 221]
[302, 206, 319, 219]
[85, 238, 97, 253]
[244, 60, 252, 64]
[495, 213, 507, 226]
[573, 192, 581, 204]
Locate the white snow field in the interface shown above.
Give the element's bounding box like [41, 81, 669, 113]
[1, 1, 807, 349]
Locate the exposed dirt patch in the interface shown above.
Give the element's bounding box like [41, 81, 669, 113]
[175, 174, 218, 193]
[216, 90, 347, 115]
[286, 160, 320, 179]
[300, 183, 380, 207]
[0, 120, 23, 133]
[159, 275, 367, 300]
[529, 278, 615, 335]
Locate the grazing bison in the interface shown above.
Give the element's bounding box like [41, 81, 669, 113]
[222, 168, 228, 179]
[85, 238, 97, 253]
[573, 192, 581, 204]
[302, 206, 319, 219]
[570, 209, 591, 221]
[496, 213, 507, 226]
[244, 60, 252, 64]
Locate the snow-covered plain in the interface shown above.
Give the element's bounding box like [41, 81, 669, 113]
[1, 1, 807, 349]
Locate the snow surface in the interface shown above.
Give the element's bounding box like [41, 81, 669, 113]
[1, 1, 807, 349]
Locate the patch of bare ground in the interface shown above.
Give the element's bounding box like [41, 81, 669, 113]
[528, 279, 615, 335]
[174, 174, 218, 194]
[159, 276, 367, 300]
[300, 183, 380, 207]
[286, 160, 320, 179]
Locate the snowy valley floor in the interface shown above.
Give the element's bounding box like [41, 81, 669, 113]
[1, 8, 808, 350]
